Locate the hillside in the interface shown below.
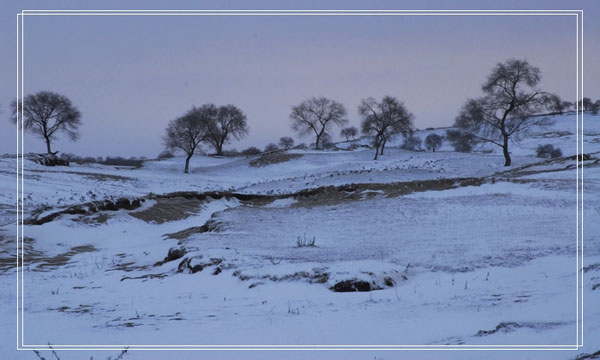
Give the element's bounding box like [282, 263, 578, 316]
[0, 113, 598, 359]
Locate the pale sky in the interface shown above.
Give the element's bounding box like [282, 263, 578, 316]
[1, 0, 598, 157]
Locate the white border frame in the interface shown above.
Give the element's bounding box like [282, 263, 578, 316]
[15, 9, 585, 352]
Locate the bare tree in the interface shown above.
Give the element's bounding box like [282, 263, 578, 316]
[580, 97, 600, 115]
[340, 126, 358, 141]
[242, 146, 261, 155]
[544, 94, 568, 115]
[455, 59, 556, 166]
[204, 104, 249, 156]
[10, 91, 82, 154]
[264, 143, 279, 152]
[401, 135, 422, 151]
[278, 136, 294, 149]
[446, 130, 477, 153]
[425, 134, 443, 152]
[163, 105, 211, 173]
[358, 96, 414, 160]
[290, 97, 348, 150]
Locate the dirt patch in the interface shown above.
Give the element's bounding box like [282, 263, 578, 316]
[0, 236, 91, 272]
[163, 219, 225, 240]
[129, 197, 205, 224]
[51, 304, 96, 314]
[491, 153, 599, 179]
[177, 256, 223, 274]
[249, 152, 303, 167]
[475, 321, 567, 336]
[120, 273, 168, 281]
[231, 268, 330, 285]
[7, 242, 98, 272]
[34, 244, 97, 271]
[72, 213, 110, 225]
[26, 198, 143, 225]
[26, 164, 561, 227]
[330, 279, 379, 292]
[292, 177, 485, 208]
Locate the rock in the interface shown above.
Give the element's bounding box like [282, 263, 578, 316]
[115, 198, 131, 209]
[177, 256, 223, 274]
[190, 264, 203, 273]
[330, 279, 372, 292]
[131, 199, 142, 208]
[248, 282, 263, 289]
[177, 258, 191, 273]
[164, 248, 186, 263]
[63, 206, 87, 215]
[384, 277, 395, 287]
[103, 200, 117, 211]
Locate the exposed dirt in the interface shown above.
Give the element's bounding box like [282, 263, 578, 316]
[491, 153, 599, 179]
[232, 268, 330, 286]
[3, 238, 98, 272]
[23, 154, 595, 227]
[163, 219, 225, 240]
[129, 197, 205, 224]
[249, 152, 303, 167]
[26, 198, 143, 225]
[292, 177, 486, 208]
[72, 213, 110, 225]
[475, 321, 567, 336]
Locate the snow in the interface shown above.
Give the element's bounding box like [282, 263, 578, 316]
[0, 113, 598, 359]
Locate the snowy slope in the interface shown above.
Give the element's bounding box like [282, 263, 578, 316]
[0, 113, 598, 360]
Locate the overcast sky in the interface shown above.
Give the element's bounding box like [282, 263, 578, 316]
[1, 0, 598, 157]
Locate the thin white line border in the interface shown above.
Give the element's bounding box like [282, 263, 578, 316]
[15, 8, 584, 352]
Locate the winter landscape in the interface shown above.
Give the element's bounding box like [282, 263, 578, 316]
[1, 4, 599, 360]
[2, 108, 599, 359]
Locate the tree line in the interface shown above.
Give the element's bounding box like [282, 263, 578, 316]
[8, 58, 600, 171]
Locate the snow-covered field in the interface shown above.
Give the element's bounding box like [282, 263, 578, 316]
[1, 114, 599, 360]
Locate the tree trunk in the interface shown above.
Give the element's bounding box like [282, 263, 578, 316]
[45, 137, 52, 154]
[380, 138, 387, 155]
[502, 134, 511, 166]
[373, 136, 380, 160]
[315, 133, 322, 150]
[216, 143, 223, 156]
[184, 154, 192, 173]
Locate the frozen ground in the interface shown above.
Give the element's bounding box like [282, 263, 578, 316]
[0, 113, 599, 360]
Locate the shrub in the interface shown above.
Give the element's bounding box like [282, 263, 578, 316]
[446, 130, 477, 153]
[425, 134, 443, 152]
[278, 137, 294, 149]
[58, 153, 144, 166]
[536, 144, 563, 159]
[340, 126, 358, 141]
[293, 143, 308, 150]
[296, 234, 316, 248]
[102, 156, 144, 167]
[321, 133, 336, 149]
[242, 146, 261, 155]
[401, 136, 422, 151]
[222, 149, 239, 157]
[157, 150, 174, 159]
[264, 143, 279, 152]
